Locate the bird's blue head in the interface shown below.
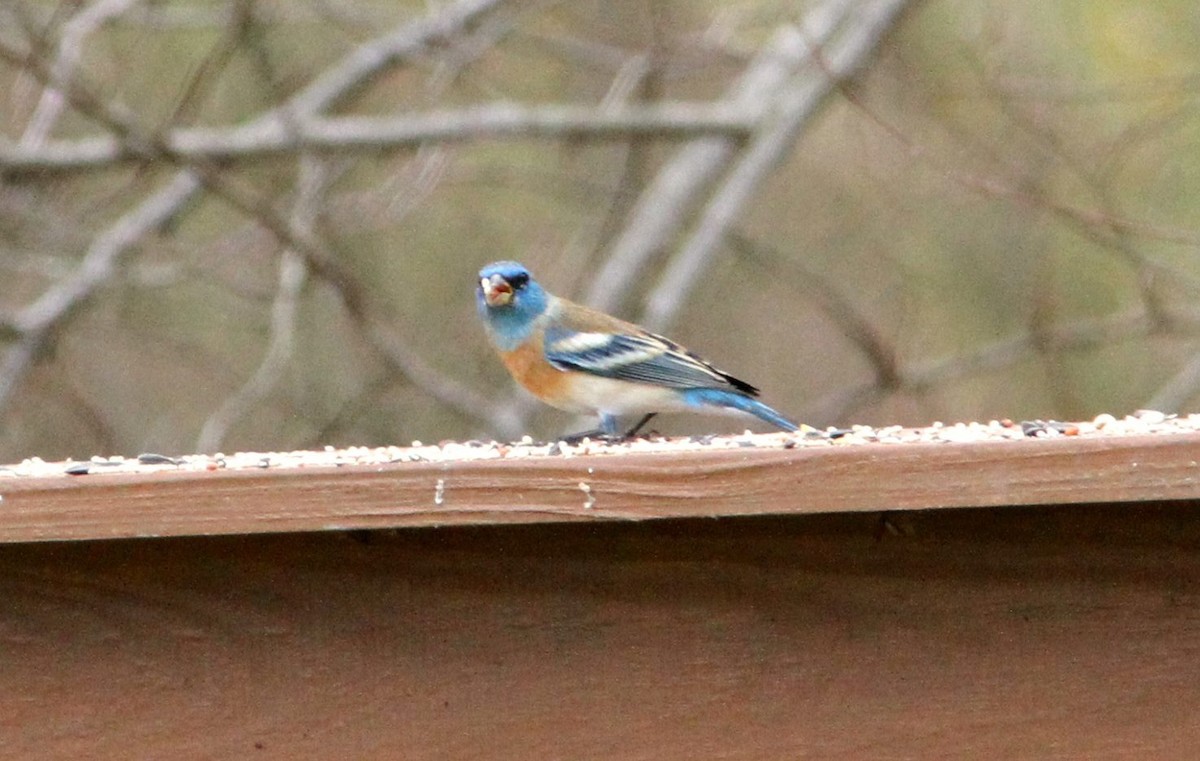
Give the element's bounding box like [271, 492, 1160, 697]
[476, 260, 550, 350]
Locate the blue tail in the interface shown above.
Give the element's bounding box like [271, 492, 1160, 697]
[682, 388, 799, 432]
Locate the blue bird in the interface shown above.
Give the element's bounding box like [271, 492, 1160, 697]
[476, 261, 799, 438]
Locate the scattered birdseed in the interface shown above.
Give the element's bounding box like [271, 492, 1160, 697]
[137, 453, 180, 465]
[1, 410, 1197, 479]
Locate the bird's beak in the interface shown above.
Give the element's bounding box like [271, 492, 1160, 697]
[480, 274, 514, 307]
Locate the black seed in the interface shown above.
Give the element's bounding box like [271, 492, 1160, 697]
[138, 453, 179, 465]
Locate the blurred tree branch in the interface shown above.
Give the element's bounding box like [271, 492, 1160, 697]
[0, 104, 758, 174]
[3, 0, 1199, 457]
[818, 29, 1200, 418]
[583, 22, 822, 315]
[17, 0, 141, 150]
[642, 0, 915, 331]
[0, 172, 202, 409]
[738, 226, 1200, 426]
[195, 156, 322, 453]
[0, 0, 523, 441]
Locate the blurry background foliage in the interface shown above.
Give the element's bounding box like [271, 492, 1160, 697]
[1, 0, 1199, 459]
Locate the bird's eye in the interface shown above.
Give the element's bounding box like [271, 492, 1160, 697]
[508, 273, 529, 289]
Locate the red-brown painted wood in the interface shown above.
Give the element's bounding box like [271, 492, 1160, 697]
[1, 507, 1198, 759]
[2, 432, 1199, 543]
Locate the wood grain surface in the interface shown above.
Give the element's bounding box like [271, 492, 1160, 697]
[2, 506, 1199, 760]
[3, 432, 1200, 543]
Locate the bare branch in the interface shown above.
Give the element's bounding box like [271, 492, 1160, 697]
[172, 163, 520, 437]
[282, 0, 505, 119]
[0, 172, 202, 409]
[584, 21, 830, 314]
[360, 320, 526, 439]
[18, 0, 141, 148]
[195, 158, 323, 454]
[800, 310, 1153, 426]
[6, 0, 1190, 448]
[805, 307, 1183, 425]
[0, 0, 507, 153]
[600, 53, 653, 109]
[830, 50, 1200, 289]
[0, 103, 758, 174]
[642, 0, 916, 331]
[730, 231, 900, 388]
[0, 0, 513, 429]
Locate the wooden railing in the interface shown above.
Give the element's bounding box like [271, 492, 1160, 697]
[3, 425, 1199, 759]
[2, 428, 1199, 542]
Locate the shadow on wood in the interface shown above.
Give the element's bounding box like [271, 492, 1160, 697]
[3, 503, 1199, 759]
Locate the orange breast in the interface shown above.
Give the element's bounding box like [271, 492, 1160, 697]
[499, 336, 573, 409]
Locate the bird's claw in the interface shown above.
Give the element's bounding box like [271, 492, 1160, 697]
[560, 412, 659, 445]
[560, 428, 628, 445]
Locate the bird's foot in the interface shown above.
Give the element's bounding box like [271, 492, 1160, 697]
[561, 414, 658, 445]
[560, 429, 621, 445]
[623, 413, 657, 439]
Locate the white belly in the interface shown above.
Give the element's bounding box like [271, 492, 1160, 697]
[549, 374, 695, 416]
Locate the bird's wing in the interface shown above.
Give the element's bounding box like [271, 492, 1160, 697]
[543, 323, 758, 394]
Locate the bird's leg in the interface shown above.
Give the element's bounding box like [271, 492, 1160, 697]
[561, 413, 658, 444]
[623, 413, 657, 438]
[560, 427, 610, 445]
[560, 413, 623, 445]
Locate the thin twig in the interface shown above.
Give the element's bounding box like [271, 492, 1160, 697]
[195, 157, 323, 454]
[828, 42, 1200, 266]
[0, 0, 512, 429]
[0, 172, 202, 410]
[730, 231, 900, 388]
[642, 0, 916, 332]
[18, 0, 141, 148]
[283, 0, 504, 118]
[584, 21, 827, 315]
[803, 307, 1195, 425]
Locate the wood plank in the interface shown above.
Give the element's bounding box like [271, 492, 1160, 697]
[2, 432, 1200, 543]
[2, 507, 1199, 759]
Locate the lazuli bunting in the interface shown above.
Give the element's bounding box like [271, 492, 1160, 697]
[476, 260, 799, 438]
